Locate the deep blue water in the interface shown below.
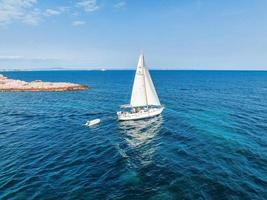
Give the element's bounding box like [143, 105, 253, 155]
[0, 70, 267, 200]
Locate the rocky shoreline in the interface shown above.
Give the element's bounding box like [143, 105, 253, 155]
[0, 74, 88, 92]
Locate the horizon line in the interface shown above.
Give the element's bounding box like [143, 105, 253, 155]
[1, 68, 267, 72]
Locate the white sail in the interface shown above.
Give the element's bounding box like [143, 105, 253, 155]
[130, 54, 147, 107]
[130, 54, 161, 107]
[143, 67, 161, 106]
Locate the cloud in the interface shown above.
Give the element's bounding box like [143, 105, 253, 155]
[44, 7, 68, 16]
[114, 1, 126, 9]
[0, 55, 65, 70]
[0, 55, 60, 61]
[72, 20, 86, 26]
[0, 55, 24, 60]
[44, 9, 61, 16]
[0, 0, 121, 26]
[0, 1, 67, 25]
[0, 0, 39, 25]
[76, 0, 99, 12]
[45, 9, 60, 16]
[22, 8, 42, 25]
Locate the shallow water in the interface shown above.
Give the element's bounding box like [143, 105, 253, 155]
[0, 70, 267, 199]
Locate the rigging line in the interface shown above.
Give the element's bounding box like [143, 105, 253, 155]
[142, 56, 149, 108]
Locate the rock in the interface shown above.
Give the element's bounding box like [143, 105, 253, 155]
[0, 74, 7, 80]
[0, 75, 89, 92]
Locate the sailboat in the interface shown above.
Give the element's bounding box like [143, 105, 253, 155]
[117, 53, 164, 121]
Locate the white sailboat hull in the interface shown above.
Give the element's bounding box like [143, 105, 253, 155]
[117, 107, 164, 121]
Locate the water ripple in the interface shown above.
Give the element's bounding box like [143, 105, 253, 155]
[0, 71, 267, 199]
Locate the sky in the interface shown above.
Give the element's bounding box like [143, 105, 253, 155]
[0, 0, 267, 70]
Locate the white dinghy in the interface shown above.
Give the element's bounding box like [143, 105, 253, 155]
[85, 119, 101, 126]
[117, 54, 164, 121]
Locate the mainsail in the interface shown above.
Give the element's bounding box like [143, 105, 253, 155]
[130, 54, 161, 107]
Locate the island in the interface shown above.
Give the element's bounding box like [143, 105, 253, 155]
[0, 74, 88, 92]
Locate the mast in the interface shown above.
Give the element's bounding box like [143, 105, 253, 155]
[142, 55, 149, 108]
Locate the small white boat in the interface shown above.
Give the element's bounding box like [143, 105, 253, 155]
[117, 53, 164, 121]
[85, 119, 101, 126]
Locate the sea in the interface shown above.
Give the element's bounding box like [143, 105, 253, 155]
[0, 70, 266, 200]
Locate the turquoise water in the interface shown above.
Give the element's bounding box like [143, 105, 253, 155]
[0, 70, 267, 199]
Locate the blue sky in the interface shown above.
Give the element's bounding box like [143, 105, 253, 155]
[0, 0, 267, 70]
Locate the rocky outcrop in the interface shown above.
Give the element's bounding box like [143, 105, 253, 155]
[0, 74, 88, 92]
